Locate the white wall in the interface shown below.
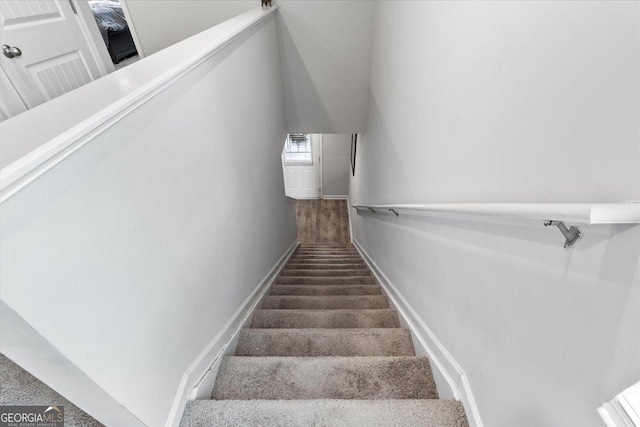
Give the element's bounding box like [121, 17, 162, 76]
[277, 1, 375, 133]
[0, 12, 296, 427]
[322, 134, 351, 197]
[351, 2, 640, 426]
[122, 0, 255, 56]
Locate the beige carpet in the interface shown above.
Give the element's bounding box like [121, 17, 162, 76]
[181, 244, 469, 426]
[0, 354, 102, 427]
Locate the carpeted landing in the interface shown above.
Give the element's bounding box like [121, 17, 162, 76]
[181, 244, 469, 426]
[0, 354, 102, 426]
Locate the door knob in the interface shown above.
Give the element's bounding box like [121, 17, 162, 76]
[2, 45, 22, 58]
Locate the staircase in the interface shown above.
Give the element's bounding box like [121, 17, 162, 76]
[181, 244, 469, 426]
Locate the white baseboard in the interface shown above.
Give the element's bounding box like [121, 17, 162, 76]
[353, 239, 483, 427]
[598, 382, 640, 427]
[321, 195, 348, 200]
[164, 239, 299, 427]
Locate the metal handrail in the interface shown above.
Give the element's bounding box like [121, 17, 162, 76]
[352, 202, 640, 248]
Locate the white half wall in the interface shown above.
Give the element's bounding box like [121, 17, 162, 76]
[121, 0, 256, 56]
[0, 11, 297, 427]
[322, 134, 351, 197]
[277, 1, 375, 133]
[351, 2, 640, 426]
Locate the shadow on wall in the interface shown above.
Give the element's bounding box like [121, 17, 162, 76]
[598, 224, 640, 285]
[276, 1, 375, 134]
[354, 93, 411, 204]
[277, 14, 333, 132]
[356, 208, 640, 284]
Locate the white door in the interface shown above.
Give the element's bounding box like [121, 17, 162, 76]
[0, 0, 104, 109]
[282, 134, 321, 199]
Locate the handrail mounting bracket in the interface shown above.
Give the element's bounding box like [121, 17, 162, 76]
[544, 220, 582, 248]
[389, 209, 399, 216]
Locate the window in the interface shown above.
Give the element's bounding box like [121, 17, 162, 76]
[285, 133, 313, 164]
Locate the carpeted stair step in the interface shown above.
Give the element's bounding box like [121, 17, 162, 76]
[298, 244, 355, 246]
[235, 329, 415, 356]
[251, 309, 400, 328]
[293, 251, 358, 255]
[295, 248, 358, 253]
[276, 276, 377, 285]
[293, 253, 359, 258]
[293, 253, 359, 257]
[181, 399, 469, 427]
[286, 259, 365, 265]
[269, 284, 383, 296]
[283, 263, 367, 270]
[211, 356, 437, 400]
[261, 295, 389, 309]
[292, 254, 359, 259]
[298, 244, 355, 248]
[287, 258, 364, 264]
[297, 243, 356, 250]
[291, 252, 360, 257]
[279, 269, 372, 277]
[293, 250, 360, 256]
[291, 251, 360, 255]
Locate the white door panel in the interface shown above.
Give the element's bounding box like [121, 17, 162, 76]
[1, 1, 63, 26]
[0, 0, 103, 109]
[28, 50, 92, 100]
[302, 169, 312, 190]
